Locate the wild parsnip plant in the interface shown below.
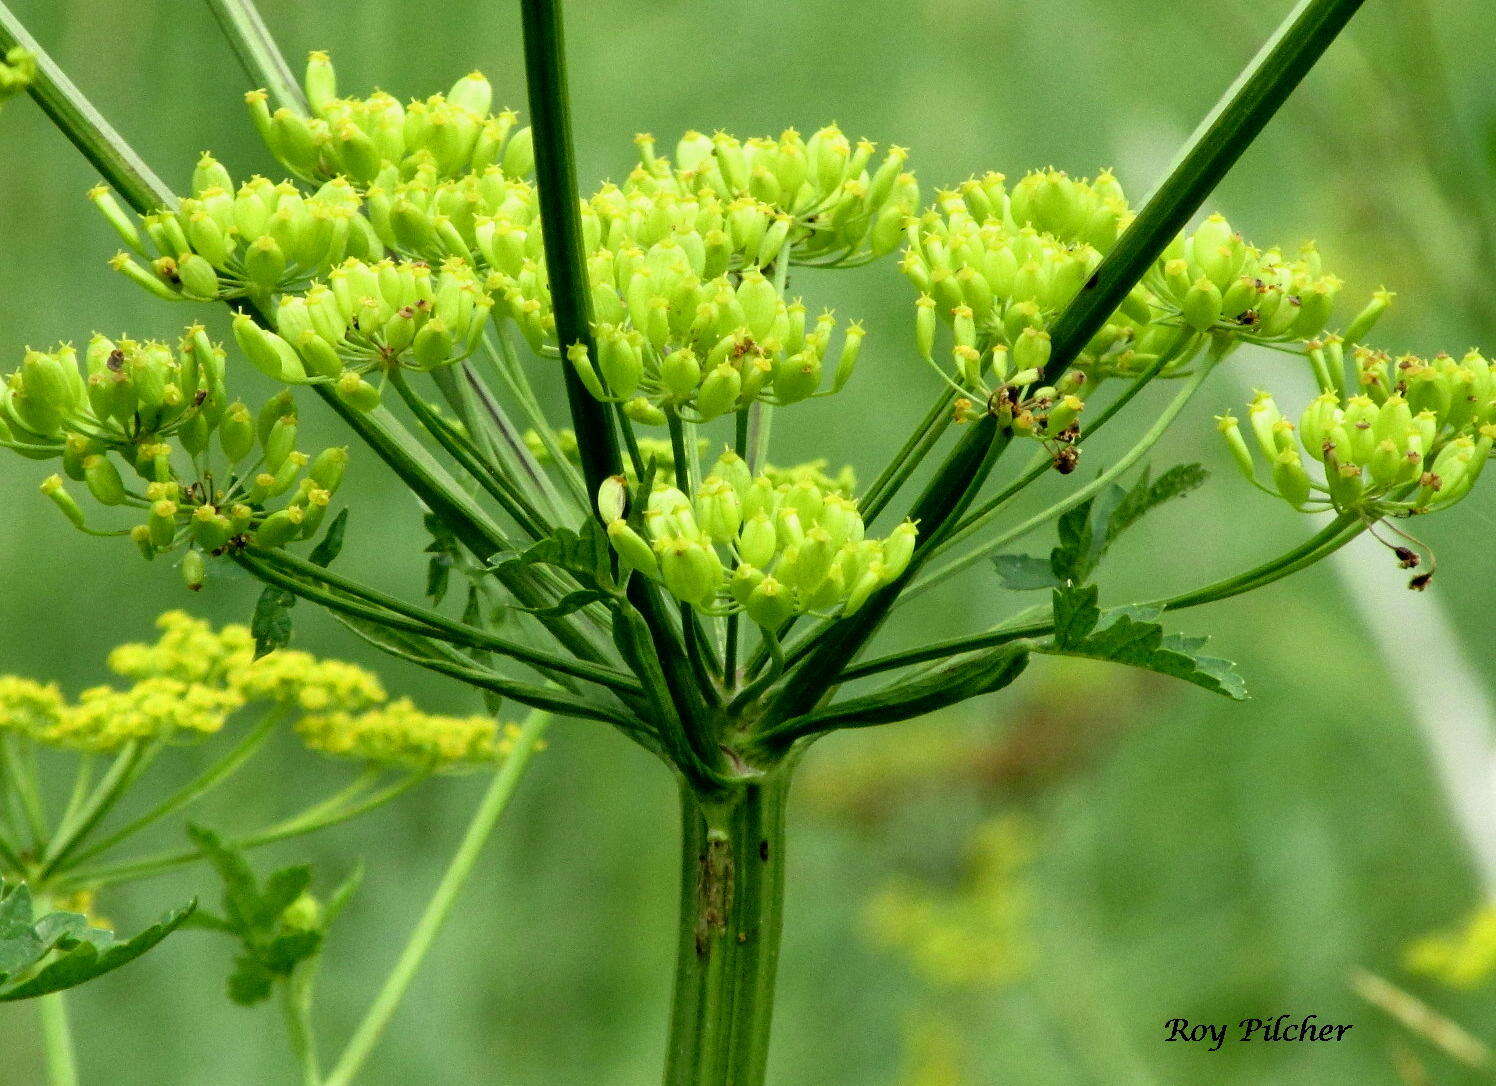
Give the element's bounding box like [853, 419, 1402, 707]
[6, 0, 1488, 1082]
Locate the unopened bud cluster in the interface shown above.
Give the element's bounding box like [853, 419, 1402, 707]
[599, 451, 916, 627]
[243, 257, 492, 408]
[0, 330, 348, 586]
[633, 126, 920, 267]
[249, 52, 534, 187]
[93, 161, 379, 304]
[1218, 343, 1496, 518]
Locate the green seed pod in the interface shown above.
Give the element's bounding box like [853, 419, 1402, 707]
[308, 446, 349, 492]
[447, 70, 493, 116]
[696, 363, 742, 421]
[1182, 277, 1223, 333]
[191, 506, 234, 551]
[40, 475, 87, 530]
[772, 350, 821, 405]
[567, 343, 608, 401]
[180, 548, 207, 592]
[597, 475, 628, 524]
[694, 478, 742, 543]
[1269, 450, 1310, 509]
[233, 316, 306, 384]
[412, 319, 455, 370]
[83, 454, 127, 506]
[744, 575, 796, 630]
[661, 349, 702, 401]
[304, 50, 338, 113]
[1012, 327, 1051, 374]
[607, 520, 658, 578]
[1298, 392, 1340, 463]
[832, 323, 865, 394]
[711, 450, 753, 499]
[1343, 288, 1394, 346]
[219, 402, 256, 462]
[148, 498, 179, 548]
[175, 253, 220, 300]
[262, 414, 298, 474]
[253, 507, 304, 548]
[623, 395, 666, 427]
[881, 521, 917, 581]
[295, 331, 344, 381]
[738, 512, 778, 569]
[335, 372, 382, 412]
[130, 523, 156, 560]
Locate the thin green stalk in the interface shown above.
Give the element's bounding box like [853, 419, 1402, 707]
[323, 711, 552, 1086]
[859, 391, 955, 523]
[37, 990, 79, 1086]
[240, 548, 641, 697]
[840, 513, 1365, 682]
[65, 706, 287, 869]
[453, 363, 571, 524]
[0, 735, 47, 847]
[57, 770, 424, 892]
[908, 355, 1218, 597]
[0, 3, 174, 214]
[481, 327, 590, 507]
[521, 0, 622, 495]
[37, 742, 151, 880]
[202, 0, 306, 114]
[1038, 0, 1368, 389]
[280, 968, 322, 1086]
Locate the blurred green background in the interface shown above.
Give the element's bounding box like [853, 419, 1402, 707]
[3, 0, 1496, 1082]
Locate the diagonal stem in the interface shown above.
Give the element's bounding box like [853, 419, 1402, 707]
[202, 0, 307, 113]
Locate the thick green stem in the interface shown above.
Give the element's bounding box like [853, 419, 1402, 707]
[37, 990, 79, 1086]
[323, 711, 551, 1086]
[202, 0, 306, 114]
[665, 764, 793, 1086]
[280, 968, 322, 1086]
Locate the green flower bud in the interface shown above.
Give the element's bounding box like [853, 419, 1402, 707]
[191, 506, 234, 551]
[220, 402, 256, 463]
[623, 396, 666, 426]
[712, 450, 753, 498]
[447, 70, 493, 117]
[148, 498, 179, 548]
[308, 446, 349, 492]
[40, 475, 87, 530]
[335, 372, 382, 412]
[1271, 449, 1311, 509]
[131, 523, 156, 560]
[1182, 277, 1223, 333]
[696, 363, 742, 421]
[744, 575, 796, 630]
[607, 520, 658, 578]
[738, 512, 778, 569]
[180, 549, 207, 592]
[1012, 327, 1051, 374]
[881, 521, 917, 581]
[83, 454, 127, 506]
[1343, 288, 1394, 346]
[661, 348, 702, 401]
[597, 475, 628, 524]
[262, 415, 298, 474]
[295, 331, 344, 381]
[694, 478, 742, 543]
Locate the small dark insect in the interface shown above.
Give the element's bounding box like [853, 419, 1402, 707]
[1053, 446, 1080, 475]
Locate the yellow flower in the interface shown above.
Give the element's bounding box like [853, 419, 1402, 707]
[1405, 906, 1496, 990]
[296, 699, 510, 770]
[0, 676, 66, 737]
[44, 677, 244, 753]
[232, 652, 386, 712]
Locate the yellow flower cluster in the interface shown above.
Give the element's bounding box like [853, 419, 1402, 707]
[297, 699, 523, 770]
[1, 611, 517, 767]
[1405, 906, 1496, 989]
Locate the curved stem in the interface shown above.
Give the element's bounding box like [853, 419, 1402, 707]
[323, 711, 552, 1086]
[279, 969, 322, 1086]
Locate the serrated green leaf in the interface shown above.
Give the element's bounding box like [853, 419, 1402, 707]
[489, 519, 615, 594]
[307, 509, 349, 568]
[518, 589, 610, 619]
[0, 898, 195, 1002]
[1051, 584, 1101, 649]
[188, 825, 261, 938]
[0, 884, 41, 980]
[1040, 604, 1246, 700]
[250, 585, 295, 660]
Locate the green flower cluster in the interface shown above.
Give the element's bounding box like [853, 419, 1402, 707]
[0, 45, 35, 105]
[249, 52, 534, 187]
[1219, 343, 1496, 519]
[93, 160, 379, 304]
[0, 328, 348, 583]
[903, 171, 1358, 415]
[600, 451, 915, 627]
[238, 256, 493, 409]
[636, 126, 920, 267]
